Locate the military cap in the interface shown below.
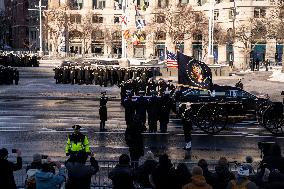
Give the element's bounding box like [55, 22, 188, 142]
[72, 125, 81, 130]
[101, 91, 106, 94]
[139, 90, 145, 94]
[151, 90, 158, 95]
[164, 90, 171, 95]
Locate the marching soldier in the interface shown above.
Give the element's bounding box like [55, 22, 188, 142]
[123, 91, 136, 127]
[99, 91, 108, 132]
[14, 68, 19, 85]
[65, 125, 91, 157]
[147, 90, 160, 133]
[135, 91, 148, 131]
[159, 91, 172, 133]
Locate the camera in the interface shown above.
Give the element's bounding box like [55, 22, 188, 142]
[41, 155, 48, 159]
[11, 149, 17, 153]
[258, 141, 275, 158]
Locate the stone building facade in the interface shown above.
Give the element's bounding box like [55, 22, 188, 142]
[46, 0, 280, 69]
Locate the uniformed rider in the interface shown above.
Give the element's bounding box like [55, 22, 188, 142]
[65, 125, 91, 157]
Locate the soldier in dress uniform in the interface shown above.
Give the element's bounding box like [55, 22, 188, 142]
[135, 91, 148, 131]
[159, 91, 172, 133]
[123, 90, 136, 127]
[14, 68, 19, 85]
[147, 90, 160, 133]
[99, 91, 108, 132]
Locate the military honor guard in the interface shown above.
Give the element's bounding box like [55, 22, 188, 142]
[99, 91, 108, 132]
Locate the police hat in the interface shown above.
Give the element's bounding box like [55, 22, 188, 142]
[139, 91, 145, 94]
[101, 91, 106, 94]
[72, 125, 81, 130]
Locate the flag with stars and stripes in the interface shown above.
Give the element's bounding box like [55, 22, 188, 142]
[166, 51, 178, 68]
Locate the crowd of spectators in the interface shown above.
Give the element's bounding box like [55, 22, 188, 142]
[0, 143, 284, 189]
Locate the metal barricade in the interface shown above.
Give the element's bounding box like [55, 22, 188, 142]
[15, 159, 244, 188]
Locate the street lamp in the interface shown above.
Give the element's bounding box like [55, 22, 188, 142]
[28, 0, 46, 56]
[208, 0, 214, 64]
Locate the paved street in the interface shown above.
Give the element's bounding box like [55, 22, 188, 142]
[0, 63, 283, 163]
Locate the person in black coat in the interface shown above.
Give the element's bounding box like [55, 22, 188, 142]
[124, 92, 136, 127]
[0, 148, 22, 189]
[198, 159, 215, 187]
[212, 157, 235, 189]
[147, 91, 160, 133]
[125, 115, 144, 168]
[150, 154, 177, 189]
[65, 152, 99, 189]
[109, 154, 135, 189]
[135, 91, 148, 131]
[136, 151, 158, 188]
[99, 91, 108, 131]
[159, 91, 172, 133]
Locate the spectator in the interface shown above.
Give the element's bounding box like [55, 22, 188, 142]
[262, 143, 284, 173]
[65, 152, 99, 189]
[182, 166, 212, 189]
[108, 154, 135, 189]
[150, 154, 177, 189]
[175, 163, 192, 189]
[198, 159, 215, 187]
[212, 157, 235, 189]
[35, 162, 65, 189]
[0, 148, 22, 189]
[244, 156, 256, 182]
[227, 164, 257, 189]
[125, 115, 144, 168]
[136, 151, 158, 188]
[25, 154, 43, 189]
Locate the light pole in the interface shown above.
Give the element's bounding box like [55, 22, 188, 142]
[208, 0, 214, 64]
[28, 0, 46, 56]
[121, 0, 127, 58]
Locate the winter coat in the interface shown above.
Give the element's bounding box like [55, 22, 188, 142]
[35, 168, 65, 189]
[136, 159, 158, 188]
[202, 168, 216, 188]
[65, 157, 99, 189]
[182, 175, 213, 189]
[0, 157, 22, 189]
[108, 164, 135, 189]
[212, 165, 235, 189]
[226, 177, 257, 189]
[125, 124, 144, 160]
[151, 162, 177, 189]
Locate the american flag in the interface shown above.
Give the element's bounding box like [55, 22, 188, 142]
[166, 51, 178, 68]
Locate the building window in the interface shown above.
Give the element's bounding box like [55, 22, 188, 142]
[197, 0, 202, 6]
[179, 0, 189, 4]
[214, 10, 219, 20]
[114, 16, 120, 23]
[98, 0, 106, 9]
[215, 0, 221, 4]
[155, 31, 166, 40]
[70, 14, 81, 24]
[254, 8, 266, 18]
[92, 15, 104, 23]
[112, 31, 121, 40]
[114, 0, 122, 10]
[156, 14, 165, 23]
[92, 30, 104, 40]
[72, 0, 83, 10]
[229, 9, 234, 19]
[158, 0, 169, 8]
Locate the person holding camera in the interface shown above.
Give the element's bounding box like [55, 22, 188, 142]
[0, 148, 22, 189]
[35, 161, 66, 189]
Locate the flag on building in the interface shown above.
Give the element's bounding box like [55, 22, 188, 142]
[123, 30, 130, 39]
[177, 52, 212, 89]
[166, 51, 178, 68]
[135, 19, 146, 29]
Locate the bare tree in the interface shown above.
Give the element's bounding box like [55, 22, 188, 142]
[0, 10, 9, 49]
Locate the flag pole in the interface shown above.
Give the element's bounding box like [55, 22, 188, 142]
[122, 0, 127, 58]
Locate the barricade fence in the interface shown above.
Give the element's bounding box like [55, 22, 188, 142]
[15, 159, 242, 189]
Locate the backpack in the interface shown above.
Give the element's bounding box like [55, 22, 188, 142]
[230, 179, 250, 189]
[25, 169, 39, 189]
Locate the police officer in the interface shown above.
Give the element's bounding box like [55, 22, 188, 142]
[65, 125, 91, 157]
[99, 91, 108, 131]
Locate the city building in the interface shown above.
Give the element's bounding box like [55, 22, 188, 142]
[46, 0, 281, 69]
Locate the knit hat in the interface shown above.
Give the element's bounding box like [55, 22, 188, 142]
[145, 151, 155, 160]
[237, 164, 250, 177]
[33, 153, 42, 162]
